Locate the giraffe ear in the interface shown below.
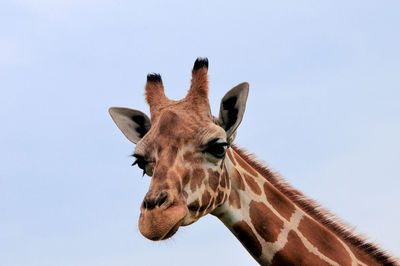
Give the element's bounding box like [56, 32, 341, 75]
[109, 107, 151, 144]
[218, 82, 249, 138]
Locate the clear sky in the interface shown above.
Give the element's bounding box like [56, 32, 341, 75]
[1, 1, 399, 265]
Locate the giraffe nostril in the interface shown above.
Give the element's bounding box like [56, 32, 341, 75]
[142, 195, 156, 210]
[142, 200, 148, 209]
[142, 191, 169, 210]
[155, 191, 168, 207]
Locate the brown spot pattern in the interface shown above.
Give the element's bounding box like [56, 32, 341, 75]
[156, 142, 163, 154]
[170, 175, 181, 192]
[232, 221, 262, 258]
[182, 171, 190, 187]
[167, 146, 178, 166]
[243, 173, 262, 195]
[249, 201, 283, 243]
[206, 197, 215, 213]
[223, 165, 230, 189]
[234, 152, 259, 176]
[228, 190, 241, 209]
[222, 193, 227, 205]
[232, 168, 245, 190]
[272, 231, 331, 265]
[263, 182, 295, 221]
[215, 191, 225, 206]
[349, 246, 380, 266]
[153, 165, 168, 180]
[188, 199, 200, 213]
[219, 171, 226, 188]
[200, 190, 211, 212]
[227, 149, 237, 166]
[190, 168, 205, 192]
[183, 151, 192, 162]
[298, 216, 352, 266]
[183, 151, 203, 164]
[207, 169, 220, 191]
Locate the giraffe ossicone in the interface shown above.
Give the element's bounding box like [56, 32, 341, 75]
[109, 58, 398, 265]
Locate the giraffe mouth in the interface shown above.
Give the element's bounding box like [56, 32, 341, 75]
[160, 218, 184, 240]
[138, 204, 188, 241]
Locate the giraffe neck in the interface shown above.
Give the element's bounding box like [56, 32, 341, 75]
[212, 146, 394, 266]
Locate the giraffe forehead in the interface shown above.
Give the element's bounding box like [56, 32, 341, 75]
[136, 108, 226, 155]
[153, 109, 208, 139]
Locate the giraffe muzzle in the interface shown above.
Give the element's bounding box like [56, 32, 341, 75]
[138, 191, 188, 241]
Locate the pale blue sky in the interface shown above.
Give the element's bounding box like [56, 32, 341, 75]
[1, 1, 399, 265]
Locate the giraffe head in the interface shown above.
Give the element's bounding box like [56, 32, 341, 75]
[109, 58, 249, 240]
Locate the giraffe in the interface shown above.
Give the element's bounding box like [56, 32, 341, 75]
[109, 58, 398, 265]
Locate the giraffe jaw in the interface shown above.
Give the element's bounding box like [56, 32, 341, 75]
[160, 218, 184, 240]
[181, 217, 199, 226]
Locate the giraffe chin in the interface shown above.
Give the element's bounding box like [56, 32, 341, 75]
[138, 205, 188, 241]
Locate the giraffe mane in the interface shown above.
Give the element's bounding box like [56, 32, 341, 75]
[231, 144, 398, 265]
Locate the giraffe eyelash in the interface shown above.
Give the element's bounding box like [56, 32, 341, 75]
[206, 138, 228, 146]
[132, 154, 148, 176]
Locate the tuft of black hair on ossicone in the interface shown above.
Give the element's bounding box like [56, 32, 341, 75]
[147, 73, 162, 82]
[193, 57, 209, 71]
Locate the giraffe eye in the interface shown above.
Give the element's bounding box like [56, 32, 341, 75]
[203, 140, 229, 159]
[132, 154, 149, 176]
